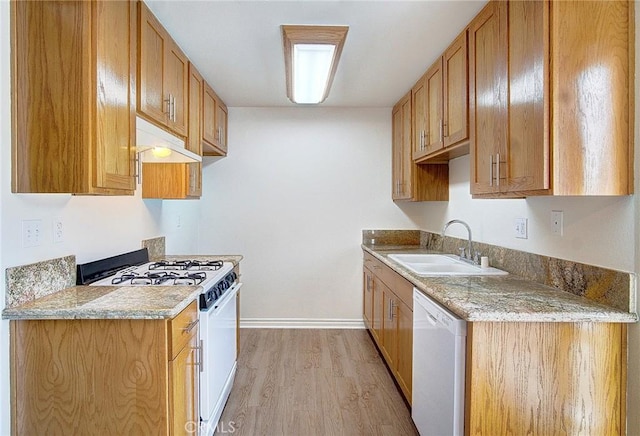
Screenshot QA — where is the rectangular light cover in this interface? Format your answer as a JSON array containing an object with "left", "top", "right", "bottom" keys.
[{"left": 293, "top": 44, "right": 336, "bottom": 104}]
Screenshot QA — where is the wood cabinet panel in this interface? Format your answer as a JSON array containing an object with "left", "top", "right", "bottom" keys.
[
  {"left": 392, "top": 92, "right": 448, "bottom": 201},
  {"left": 170, "top": 327, "right": 199, "bottom": 435},
  {"left": 138, "top": 1, "right": 167, "bottom": 125},
  {"left": 469, "top": 0, "right": 508, "bottom": 195},
  {"left": 550, "top": 0, "right": 633, "bottom": 195},
  {"left": 470, "top": 0, "right": 633, "bottom": 198},
  {"left": 363, "top": 251, "right": 413, "bottom": 405},
  {"left": 443, "top": 31, "right": 469, "bottom": 148},
  {"left": 412, "top": 76, "right": 428, "bottom": 161},
  {"left": 395, "top": 299, "right": 412, "bottom": 403},
  {"left": 363, "top": 268, "right": 374, "bottom": 330},
  {"left": 10, "top": 302, "right": 199, "bottom": 435},
  {"left": 138, "top": 1, "right": 188, "bottom": 138},
  {"left": 466, "top": 322, "right": 626, "bottom": 435},
  {"left": 425, "top": 59, "right": 443, "bottom": 155},
  {"left": 11, "top": 0, "right": 135, "bottom": 195},
  {"left": 203, "top": 82, "right": 228, "bottom": 156},
  {"left": 11, "top": 318, "right": 169, "bottom": 434}
]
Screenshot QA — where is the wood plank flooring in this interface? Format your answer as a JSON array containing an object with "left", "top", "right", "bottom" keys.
[{"left": 216, "top": 329, "right": 418, "bottom": 436}]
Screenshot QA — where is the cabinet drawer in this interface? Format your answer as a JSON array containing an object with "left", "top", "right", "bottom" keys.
[
  {"left": 168, "top": 301, "right": 198, "bottom": 360},
  {"left": 363, "top": 252, "right": 413, "bottom": 308}
]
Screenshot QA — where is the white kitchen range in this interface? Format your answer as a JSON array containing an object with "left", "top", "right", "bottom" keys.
[{"left": 77, "top": 248, "right": 241, "bottom": 435}]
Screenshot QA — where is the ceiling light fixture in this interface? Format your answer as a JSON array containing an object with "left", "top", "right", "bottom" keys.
[{"left": 282, "top": 25, "right": 349, "bottom": 105}]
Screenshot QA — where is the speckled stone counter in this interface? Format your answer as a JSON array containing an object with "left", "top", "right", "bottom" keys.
[
  {"left": 2, "top": 252, "right": 243, "bottom": 321},
  {"left": 364, "top": 245, "right": 637, "bottom": 323},
  {"left": 2, "top": 285, "right": 201, "bottom": 320}
]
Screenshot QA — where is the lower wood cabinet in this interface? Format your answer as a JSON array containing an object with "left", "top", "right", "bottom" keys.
[
  {"left": 363, "top": 251, "right": 413, "bottom": 403},
  {"left": 10, "top": 301, "right": 199, "bottom": 435},
  {"left": 466, "top": 321, "right": 627, "bottom": 435}
]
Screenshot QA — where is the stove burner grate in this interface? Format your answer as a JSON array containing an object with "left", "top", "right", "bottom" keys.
[
  {"left": 148, "top": 259, "right": 223, "bottom": 271},
  {"left": 111, "top": 271, "right": 207, "bottom": 286}
]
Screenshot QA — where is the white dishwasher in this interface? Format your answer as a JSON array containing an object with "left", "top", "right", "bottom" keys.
[{"left": 412, "top": 288, "right": 467, "bottom": 436}]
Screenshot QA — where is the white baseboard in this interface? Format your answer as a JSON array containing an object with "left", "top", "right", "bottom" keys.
[{"left": 240, "top": 318, "right": 366, "bottom": 329}]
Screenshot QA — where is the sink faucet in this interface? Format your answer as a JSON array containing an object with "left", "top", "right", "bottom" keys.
[{"left": 442, "top": 219, "right": 479, "bottom": 264}]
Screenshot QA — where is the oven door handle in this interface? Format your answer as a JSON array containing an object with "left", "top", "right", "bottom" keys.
[{"left": 211, "top": 282, "right": 242, "bottom": 312}]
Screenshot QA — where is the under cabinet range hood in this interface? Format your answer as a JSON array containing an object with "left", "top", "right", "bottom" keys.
[{"left": 136, "top": 117, "right": 201, "bottom": 163}]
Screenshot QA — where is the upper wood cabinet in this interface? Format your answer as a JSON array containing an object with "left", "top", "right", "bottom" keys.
[
  {"left": 142, "top": 63, "right": 203, "bottom": 199},
  {"left": 413, "top": 30, "right": 470, "bottom": 163},
  {"left": 138, "top": 1, "right": 188, "bottom": 137},
  {"left": 11, "top": 0, "right": 136, "bottom": 195},
  {"left": 203, "top": 82, "right": 228, "bottom": 156},
  {"left": 470, "top": 0, "right": 633, "bottom": 197},
  {"left": 392, "top": 92, "right": 449, "bottom": 201},
  {"left": 469, "top": 1, "right": 508, "bottom": 194}
]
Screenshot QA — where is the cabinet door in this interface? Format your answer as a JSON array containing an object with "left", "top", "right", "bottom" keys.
[
  {"left": 550, "top": 0, "right": 632, "bottom": 196},
  {"left": 203, "top": 82, "right": 217, "bottom": 146},
  {"left": 93, "top": 0, "right": 136, "bottom": 193},
  {"left": 504, "top": 0, "right": 549, "bottom": 194},
  {"left": 392, "top": 94, "right": 413, "bottom": 201},
  {"left": 363, "top": 268, "right": 374, "bottom": 330},
  {"left": 165, "top": 40, "right": 188, "bottom": 137},
  {"left": 187, "top": 64, "right": 204, "bottom": 156},
  {"left": 381, "top": 287, "right": 397, "bottom": 369},
  {"left": 138, "top": 2, "right": 168, "bottom": 125},
  {"left": 215, "top": 97, "right": 228, "bottom": 153},
  {"left": 170, "top": 331, "right": 199, "bottom": 435},
  {"left": 372, "top": 276, "right": 384, "bottom": 343},
  {"left": 411, "top": 76, "right": 428, "bottom": 161},
  {"left": 424, "top": 59, "right": 444, "bottom": 155},
  {"left": 395, "top": 299, "right": 412, "bottom": 404},
  {"left": 469, "top": 1, "right": 508, "bottom": 195},
  {"left": 443, "top": 31, "right": 469, "bottom": 148}
]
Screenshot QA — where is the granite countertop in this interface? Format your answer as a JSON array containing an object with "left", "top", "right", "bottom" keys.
[
  {"left": 2, "top": 285, "right": 202, "bottom": 320},
  {"left": 363, "top": 245, "right": 637, "bottom": 323},
  {"left": 2, "top": 254, "right": 244, "bottom": 321}
]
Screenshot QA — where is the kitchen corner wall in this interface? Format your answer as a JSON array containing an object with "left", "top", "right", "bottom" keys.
[{"left": 198, "top": 107, "right": 422, "bottom": 324}]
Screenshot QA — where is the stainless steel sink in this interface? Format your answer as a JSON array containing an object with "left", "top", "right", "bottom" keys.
[{"left": 387, "top": 253, "right": 508, "bottom": 277}]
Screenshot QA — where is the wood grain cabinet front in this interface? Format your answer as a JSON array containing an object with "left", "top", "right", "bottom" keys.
[
  {"left": 138, "top": 1, "right": 188, "bottom": 137},
  {"left": 413, "top": 29, "right": 470, "bottom": 164},
  {"left": 392, "top": 92, "right": 449, "bottom": 202},
  {"left": 10, "top": 301, "right": 200, "bottom": 435},
  {"left": 466, "top": 321, "right": 627, "bottom": 435},
  {"left": 143, "top": 63, "right": 204, "bottom": 199},
  {"left": 470, "top": 0, "right": 633, "bottom": 197},
  {"left": 363, "top": 252, "right": 413, "bottom": 404},
  {"left": 203, "top": 82, "right": 229, "bottom": 156},
  {"left": 11, "top": 0, "right": 136, "bottom": 195}
]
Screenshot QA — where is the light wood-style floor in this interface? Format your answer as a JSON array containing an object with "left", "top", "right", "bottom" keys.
[{"left": 216, "top": 329, "right": 418, "bottom": 436}]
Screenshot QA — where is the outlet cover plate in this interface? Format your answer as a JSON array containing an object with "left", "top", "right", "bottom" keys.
[
  {"left": 514, "top": 218, "right": 528, "bottom": 239},
  {"left": 551, "top": 210, "right": 563, "bottom": 236}
]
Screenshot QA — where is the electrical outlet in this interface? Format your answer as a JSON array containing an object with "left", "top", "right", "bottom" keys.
[
  {"left": 551, "top": 210, "right": 563, "bottom": 236},
  {"left": 514, "top": 218, "right": 528, "bottom": 239},
  {"left": 22, "top": 219, "right": 42, "bottom": 247},
  {"left": 53, "top": 218, "right": 64, "bottom": 243},
  {"left": 176, "top": 214, "right": 182, "bottom": 229}
]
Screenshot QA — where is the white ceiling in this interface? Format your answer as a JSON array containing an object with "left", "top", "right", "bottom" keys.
[{"left": 146, "top": 0, "right": 488, "bottom": 108}]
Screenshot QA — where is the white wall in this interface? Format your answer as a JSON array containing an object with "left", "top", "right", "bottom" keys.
[
  {"left": 409, "top": 155, "right": 635, "bottom": 272},
  {"left": 198, "top": 107, "right": 421, "bottom": 324}
]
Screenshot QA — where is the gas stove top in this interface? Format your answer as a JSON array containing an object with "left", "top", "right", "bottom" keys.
[{"left": 77, "top": 249, "right": 236, "bottom": 310}]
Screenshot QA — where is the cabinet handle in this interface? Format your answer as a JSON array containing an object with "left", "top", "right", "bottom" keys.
[
  {"left": 439, "top": 119, "right": 443, "bottom": 143},
  {"left": 388, "top": 298, "right": 395, "bottom": 321},
  {"left": 489, "top": 154, "right": 493, "bottom": 187},
  {"left": 183, "top": 319, "right": 199, "bottom": 334},
  {"left": 165, "top": 95, "right": 171, "bottom": 118},
  {"left": 443, "top": 122, "right": 448, "bottom": 138},
  {"left": 496, "top": 153, "right": 500, "bottom": 187},
  {"left": 198, "top": 339, "right": 204, "bottom": 372},
  {"left": 171, "top": 95, "right": 176, "bottom": 122}
]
